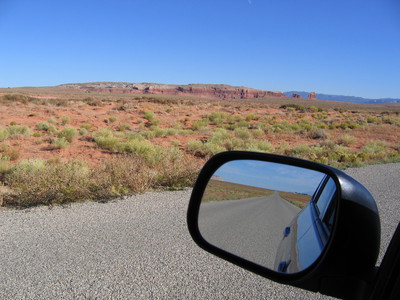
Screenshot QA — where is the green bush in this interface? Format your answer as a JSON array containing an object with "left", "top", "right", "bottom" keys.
[
  {"left": 5, "top": 160, "right": 93, "bottom": 207},
  {"left": 61, "top": 116, "right": 71, "bottom": 125},
  {"left": 307, "top": 127, "right": 328, "bottom": 139},
  {"left": 0, "top": 129, "right": 9, "bottom": 141},
  {"left": 80, "top": 123, "right": 93, "bottom": 130},
  {"left": 117, "top": 123, "right": 131, "bottom": 131},
  {"left": 58, "top": 127, "right": 78, "bottom": 142},
  {"left": 36, "top": 122, "right": 51, "bottom": 131},
  {"left": 52, "top": 137, "right": 70, "bottom": 149},
  {"left": 339, "top": 134, "right": 356, "bottom": 146},
  {"left": 7, "top": 125, "right": 31, "bottom": 137},
  {"left": 93, "top": 129, "right": 118, "bottom": 150},
  {"left": 108, "top": 116, "right": 117, "bottom": 123},
  {"left": 362, "top": 141, "right": 388, "bottom": 154},
  {"left": 79, "top": 128, "right": 88, "bottom": 135},
  {"left": 144, "top": 111, "right": 154, "bottom": 121},
  {"left": 234, "top": 128, "right": 251, "bottom": 140}
]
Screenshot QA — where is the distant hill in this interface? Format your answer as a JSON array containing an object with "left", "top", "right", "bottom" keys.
[
  {"left": 284, "top": 91, "right": 400, "bottom": 104},
  {"left": 57, "top": 82, "right": 286, "bottom": 100}
]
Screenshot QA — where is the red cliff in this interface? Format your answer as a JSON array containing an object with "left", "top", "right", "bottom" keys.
[{"left": 59, "top": 82, "right": 286, "bottom": 100}]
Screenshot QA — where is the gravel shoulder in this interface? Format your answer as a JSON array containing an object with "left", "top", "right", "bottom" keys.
[{"left": 0, "top": 163, "right": 399, "bottom": 299}]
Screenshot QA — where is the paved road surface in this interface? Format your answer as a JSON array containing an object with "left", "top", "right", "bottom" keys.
[
  {"left": 199, "top": 192, "right": 301, "bottom": 268},
  {"left": 0, "top": 163, "right": 399, "bottom": 299}
]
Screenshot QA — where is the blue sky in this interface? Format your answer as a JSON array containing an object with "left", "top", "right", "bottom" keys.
[
  {"left": 1, "top": 0, "right": 399, "bottom": 98},
  {"left": 214, "top": 160, "right": 325, "bottom": 195}
]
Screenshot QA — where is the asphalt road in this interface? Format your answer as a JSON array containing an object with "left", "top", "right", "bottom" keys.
[
  {"left": 0, "top": 163, "right": 399, "bottom": 299},
  {"left": 199, "top": 192, "right": 301, "bottom": 268}
]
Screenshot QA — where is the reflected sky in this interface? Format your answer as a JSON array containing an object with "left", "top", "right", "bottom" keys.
[{"left": 214, "top": 160, "right": 325, "bottom": 195}]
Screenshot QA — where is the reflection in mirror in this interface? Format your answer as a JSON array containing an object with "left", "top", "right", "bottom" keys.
[{"left": 198, "top": 160, "right": 337, "bottom": 274}]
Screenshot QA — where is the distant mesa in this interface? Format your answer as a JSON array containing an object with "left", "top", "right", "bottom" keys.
[
  {"left": 308, "top": 92, "right": 317, "bottom": 100},
  {"left": 292, "top": 93, "right": 302, "bottom": 99},
  {"left": 284, "top": 91, "right": 400, "bottom": 104},
  {"left": 59, "top": 82, "right": 287, "bottom": 100},
  {"left": 292, "top": 92, "right": 316, "bottom": 100},
  {"left": 211, "top": 175, "right": 224, "bottom": 181}
]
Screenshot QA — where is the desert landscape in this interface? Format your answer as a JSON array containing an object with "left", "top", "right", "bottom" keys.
[{"left": 0, "top": 83, "right": 399, "bottom": 207}]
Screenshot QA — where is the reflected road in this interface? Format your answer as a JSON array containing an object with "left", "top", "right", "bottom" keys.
[{"left": 199, "top": 191, "right": 302, "bottom": 268}]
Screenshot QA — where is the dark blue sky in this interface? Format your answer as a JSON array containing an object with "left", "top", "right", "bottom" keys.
[{"left": 1, "top": 0, "right": 399, "bottom": 98}]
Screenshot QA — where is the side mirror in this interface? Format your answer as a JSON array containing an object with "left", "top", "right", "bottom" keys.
[{"left": 187, "top": 151, "right": 380, "bottom": 299}]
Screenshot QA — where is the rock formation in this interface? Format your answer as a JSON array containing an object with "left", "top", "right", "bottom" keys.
[
  {"left": 59, "top": 82, "right": 286, "bottom": 100},
  {"left": 308, "top": 92, "right": 317, "bottom": 100},
  {"left": 292, "top": 93, "right": 302, "bottom": 99}
]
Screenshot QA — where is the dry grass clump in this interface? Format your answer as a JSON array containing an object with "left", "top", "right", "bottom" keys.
[{"left": 1, "top": 150, "right": 201, "bottom": 208}]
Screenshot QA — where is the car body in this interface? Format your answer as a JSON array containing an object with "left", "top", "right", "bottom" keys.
[{"left": 274, "top": 174, "right": 336, "bottom": 273}]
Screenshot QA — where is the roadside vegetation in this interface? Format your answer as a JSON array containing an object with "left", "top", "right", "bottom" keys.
[{"left": 0, "top": 92, "right": 399, "bottom": 208}]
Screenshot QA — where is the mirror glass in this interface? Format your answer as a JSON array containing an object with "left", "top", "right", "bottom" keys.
[{"left": 198, "top": 159, "right": 337, "bottom": 274}]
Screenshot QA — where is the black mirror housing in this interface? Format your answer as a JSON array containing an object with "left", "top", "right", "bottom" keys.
[{"left": 187, "top": 151, "right": 380, "bottom": 299}]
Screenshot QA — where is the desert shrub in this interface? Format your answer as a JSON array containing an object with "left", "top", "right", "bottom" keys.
[
  {"left": 338, "top": 121, "right": 359, "bottom": 130},
  {"left": 33, "top": 132, "right": 42, "bottom": 137},
  {"left": 202, "top": 142, "right": 225, "bottom": 156},
  {"left": 93, "top": 129, "right": 118, "bottom": 150},
  {"left": 124, "top": 132, "right": 145, "bottom": 141},
  {"left": 367, "top": 116, "right": 379, "bottom": 124},
  {"left": 277, "top": 141, "right": 290, "bottom": 153},
  {"left": 1, "top": 94, "right": 33, "bottom": 104},
  {"left": 4, "top": 160, "right": 93, "bottom": 207},
  {"left": 252, "top": 128, "right": 264, "bottom": 137},
  {"left": 141, "top": 129, "right": 156, "bottom": 139},
  {"left": 95, "top": 136, "right": 119, "bottom": 150},
  {"left": 1, "top": 144, "right": 20, "bottom": 161},
  {"left": 80, "top": 123, "right": 93, "bottom": 130},
  {"left": 186, "top": 140, "right": 203, "bottom": 154},
  {"left": 382, "top": 116, "right": 400, "bottom": 126},
  {"left": 0, "top": 129, "right": 9, "bottom": 141},
  {"left": 271, "top": 121, "right": 292, "bottom": 133},
  {"left": 116, "top": 139, "right": 157, "bottom": 162},
  {"left": 170, "top": 140, "right": 180, "bottom": 147},
  {"left": 153, "top": 147, "right": 200, "bottom": 190},
  {"left": 7, "top": 125, "right": 31, "bottom": 137},
  {"left": 36, "top": 122, "right": 51, "bottom": 131},
  {"left": 223, "top": 138, "right": 245, "bottom": 151},
  {"left": 192, "top": 118, "right": 210, "bottom": 131},
  {"left": 280, "top": 104, "right": 305, "bottom": 111},
  {"left": 362, "top": 141, "right": 388, "bottom": 154},
  {"left": 247, "top": 140, "right": 275, "bottom": 153},
  {"left": 209, "top": 128, "right": 231, "bottom": 144},
  {"left": 108, "top": 116, "right": 117, "bottom": 123},
  {"left": 339, "top": 134, "right": 356, "bottom": 146},
  {"left": 236, "top": 120, "right": 249, "bottom": 128},
  {"left": 234, "top": 128, "right": 251, "bottom": 140},
  {"left": 93, "top": 155, "right": 154, "bottom": 196},
  {"left": 52, "top": 137, "right": 70, "bottom": 149},
  {"left": 290, "top": 144, "right": 311, "bottom": 157},
  {"left": 143, "top": 111, "right": 155, "bottom": 121},
  {"left": 117, "top": 123, "right": 131, "bottom": 131},
  {"left": 61, "top": 116, "right": 71, "bottom": 125},
  {"left": 245, "top": 114, "right": 256, "bottom": 121},
  {"left": 307, "top": 127, "right": 328, "bottom": 139},
  {"left": 58, "top": 127, "right": 78, "bottom": 142},
  {"left": 208, "top": 112, "right": 227, "bottom": 125},
  {"left": 79, "top": 128, "right": 88, "bottom": 135}
]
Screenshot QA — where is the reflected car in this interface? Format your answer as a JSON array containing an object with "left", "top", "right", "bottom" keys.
[{"left": 274, "top": 175, "right": 337, "bottom": 273}]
